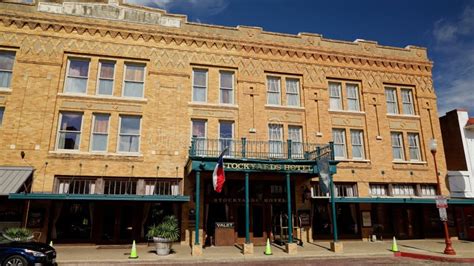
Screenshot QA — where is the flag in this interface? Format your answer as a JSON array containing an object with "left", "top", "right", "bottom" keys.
[
  {"left": 317, "top": 155, "right": 330, "bottom": 194},
  {"left": 213, "top": 149, "right": 227, "bottom": 193}
]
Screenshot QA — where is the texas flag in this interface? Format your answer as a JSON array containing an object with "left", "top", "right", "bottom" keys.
[{"left": 213, "top": 149, "right": 227, "bottom": 193}]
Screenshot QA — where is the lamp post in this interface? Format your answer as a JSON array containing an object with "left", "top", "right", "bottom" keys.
[{"left": 429, "top": 139, "right": 456, "bottom": 255}]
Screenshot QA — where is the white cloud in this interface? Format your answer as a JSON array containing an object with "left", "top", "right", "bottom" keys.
[{"left": 125, "top": 0, "right": 229, "bottom": 17}]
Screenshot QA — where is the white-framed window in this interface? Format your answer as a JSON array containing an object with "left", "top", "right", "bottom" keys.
[
  {"left": 391, "top": 132, "right": 405, "bottom": 160},
  {"left": 219, "top": 121, "right": 233, "bottom": 156},
  {"left": 370, "top": 184, "right": 387, "bottom": 196},
  {"left": 0, "top": 50, "right": 15, "bottom": 89},
  {"left": 385, "top": 87, "right": 399, "bottom": 114},
  {"left": 420, "top": 185, "right": 436, "bottom": 197},
  {"left": 407, "top": 133, "right": 421, "bottom": 161},
  {"left": 267, "top": 76, "right": 281, "bottom": 105},
  {"left": 392, "top": 184, "right": 416, "bottom": 196},
  {"left": 91, "top": 113, "right": 110, "bottom": 152},
  {"left": 219, "top": 71, "right": 234, "bottom": 104},
  {"left": 97, "top": 60, "right": 115, "bottom": 96},
  {"left": 401, "top": 89, "right": 415, "bottom": 115},
  {"left": 192, "top": 119, "right": 207, "bottom": 155},
  {"left": 346, "top": 83, "right": 360, "bottom": 111},
  {"left": 332, "top": 128, "right": 346, "bottom": 159},
  {"left": 192, "top": 69, "right": 207, "bottom": 102},
  {"left": 269, "top": 124, "right": 283, "bottom": 157},
  {"left": 118, "top": 115, "right": 141, "bottom": 153},
  {"left": 123, "top": 63, "right": 145, "bottom": 98},
  {"left": 350, "top": 129, "right": 364, "bottom": 159},
  {"left": 64, "top": 58, "right": 90, "bottom": 94},
  {"left": 335, "top": 183, "right": 358, "bottom": 197},
  {"left": 286, "top": 78, "right": 300, "bottom": 107},
  {"left": 329, "top": 82, "right": 343, "bottom": 110},
  {"left": 57, "top": 112, "right": 83, "bottom": 150},
  {"left": 288, "top": 126, "right": 303, "bottom": 158},
  {"left": 0, "top": 107, "right": 4, "bottom": 126}
]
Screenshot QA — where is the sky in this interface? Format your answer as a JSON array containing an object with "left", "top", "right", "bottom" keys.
[{"left": 126, "top": 0, "right": 474, "bottom": 117}]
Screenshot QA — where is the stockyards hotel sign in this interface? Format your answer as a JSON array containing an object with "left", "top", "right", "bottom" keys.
[{"left": 223, "top": 162, "right": 315, "bottom": 173}]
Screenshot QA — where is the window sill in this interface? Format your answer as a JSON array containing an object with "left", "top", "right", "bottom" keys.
[
  {"left": 0, "top": 88, "right": 12, "bottom": 94},
  {"left": 49, "top": 150, "right": 143, "bottom": 157},
  {"left": 188, "top": 102, "right": 239, "bottom": 110},
  {"left": 337, "top": 159, "right": 371, "bottom": 163},
  {"left": 392, "top": 160, "right": 427, "bottom": 165},
  {"left": 264, "top": 105, "right": 305, "bottom": 111},
  {"left": 387, "top": 114, "right": 420, "bottom": 119},
  {"left": 328, "top": 109, "right": 366, "bottom": 115},
  {"left": 58, "top": 93, "right": 148, "bottom": 103}
]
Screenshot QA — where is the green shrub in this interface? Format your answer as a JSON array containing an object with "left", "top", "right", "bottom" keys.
[
  {"left": 4, "top": 227, "right": 32, "bottom": 241},
  {"left": 146, "top": 215, "right": 179, "bottom": 241}
]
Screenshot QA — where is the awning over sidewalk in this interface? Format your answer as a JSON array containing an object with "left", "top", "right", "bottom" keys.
[
  {"left": 0, "top": 166, "right": 34, "bottom": 196},
  {"left": 8, "top": 193, "right": 190, "bottom": 202},
  {"left": 333, "top": 197, "right": 474, "bottom": 205}
]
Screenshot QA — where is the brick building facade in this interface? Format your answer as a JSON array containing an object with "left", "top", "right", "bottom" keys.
[{"left": 0, "top": 0, "right": 459, "bottom": 251}]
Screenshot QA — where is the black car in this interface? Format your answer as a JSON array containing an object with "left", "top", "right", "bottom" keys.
[{"left": 0, "top": 241, "right": 56, "bottom": 266}]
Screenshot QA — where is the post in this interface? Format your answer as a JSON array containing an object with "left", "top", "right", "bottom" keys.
[
  {"left": 329, "top": 170, "right": 338, "bottom": 242},
  {"left": 245, "top": 172, "right": 250, "bottom": 244},
  {"left": 287, "top": 139, "right": 292, "bottom": 159},
  {"left": 190, "top": 136, "right": 196, "bottom": 156},
  {"left": 242, "top": 137, "right": 247, "bottom": 158},
  {"left": 328, "top": 141, "right": 342, "bottom": 252},
  {"left": 195, "top": 170, "right": 200, "bottom": 246},
  {"left": 286, "top": 173, "right": 293, "bottom": 243}
]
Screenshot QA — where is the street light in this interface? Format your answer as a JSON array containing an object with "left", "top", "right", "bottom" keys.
[{"left": 429, "top": 138, "right": 456, "bottom": 255}]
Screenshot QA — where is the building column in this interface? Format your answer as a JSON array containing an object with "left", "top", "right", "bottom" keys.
[
  {"left": 285, "top": 173, "right": 297, "bottom": 254},
  {"left": 243, "top": 172, "right": 253, "bottom": 254},
  {"left": 192, "top": 170, "right": 202, "bottom": 256}
]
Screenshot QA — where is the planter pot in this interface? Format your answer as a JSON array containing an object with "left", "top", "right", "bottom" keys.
[{"left": 153, "top": 237, "right": 173, "bottom": 256}]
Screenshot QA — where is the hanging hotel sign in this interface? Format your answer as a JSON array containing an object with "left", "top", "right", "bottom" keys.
[{"left": 223, "top": 162, "right": 314, "bottom": 173}]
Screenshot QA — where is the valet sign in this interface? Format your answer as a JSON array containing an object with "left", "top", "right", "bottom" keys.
[{"left": 436, "top": 196, "right": 448, "bottom": 222}]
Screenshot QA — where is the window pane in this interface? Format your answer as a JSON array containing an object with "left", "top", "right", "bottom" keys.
[
  {"left": 65, "top": 77, "right": 87, "bottom": 93},
  {"left": 123, "top": 81, "right": 144, "bottom": 97},
  {"left": 0, "top": 51, "right": 15, "bottom": 70},
  {"left": 408, "top": 133, "right": 420, "bottom": 161},
  {"left": 220, "top": 71, "right": 233, "bottom": 104},
  {"left": 286, "top": 79, "right": 300, "bottom": 106},
  {"left": 0, "top": 107, "right": 4, "bottom": 126},
  {"left": 401, "top": 89, "right": 414, "bottom": 115},
  {"left": 193, "top": 87, "right": 206, "bottom": 102},
  {"left": 267, "top": 77, "right": 281, "bottom": 105},
  {"left": 333, "top": 129, "right": 346, "bottom": 158},
  {"left": 351, "top": 130, "right": 364, "bottom": 159},
  {"left": 347, "top": 84, "right": 360, "bottom": 111},
  {"left": 220, "top": 122, "right": 233, "bottom": 139},
  {"left": 220, "top": 89, "right": 233, "bottom": 104},
  {"left": 60, "top": 113, "right": 82, "bottom": 131},
  {"left": 329, "top": 82, "right": 342, "bottom": 110},
  {"left": 385, "top": 88, "right": 398, "bottom": 114},
  {"left": 120, "top": 116, "right": 140, "bottom": 134},
  {"left": 125, "top": 64, "right": 144, "bottom": 81},
  {"left": 193, "top": 70, "right": 207, "bottom": 87},
  {"left": 68, "top": 60, "right": 89, "bottom": 77},
  {"left": 93, "top": 114, "right": 109, "bottom": 133},
  {"left": 92, "top": 134, "right": 107, "bottom": 152},
  {"left": 58, "top": 132, "right": 81, "bottom": 150},
  {"left": 119, "top": 135, "right": 139, "bottom": 152},
  {"left": 99, "top": 62, "right": 115, "bottom": 79},
  {"left": 220, "top": 72, "right": 233, "bottom": 88},
  {"left": 98, "top": 79, "right": 113, "bottom": 95},
  {"left": 391, "top": 132, "right": 404, "bottom": 160},
  {"left": 192, "top": 120, "right": 206, "bottom": 138},
  {"left": 0, "top": 72, "right": 12, "bottom": 88}
]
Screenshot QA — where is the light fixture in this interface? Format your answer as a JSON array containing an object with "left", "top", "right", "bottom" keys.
[{"left": 429, "top": 138, "right": 437, "bottom": 153}]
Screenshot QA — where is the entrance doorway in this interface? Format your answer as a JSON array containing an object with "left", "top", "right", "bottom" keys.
[{"left": 95, "top": 203, "right": 141, "bottom": 244}]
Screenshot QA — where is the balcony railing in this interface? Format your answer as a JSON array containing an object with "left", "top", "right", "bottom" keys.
[{"left": 189, "top": 137, "right": 332, "bottom": 161}]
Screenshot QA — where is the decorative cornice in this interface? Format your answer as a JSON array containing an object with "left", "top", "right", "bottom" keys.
[{"left": 0, "top": 12, "right": 432, "bottom": 75}]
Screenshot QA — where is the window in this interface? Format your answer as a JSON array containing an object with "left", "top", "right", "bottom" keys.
[
  {"left": 97, "top": 61, "right": 115, "bottom": 95},
  {"left": 57, "top": 178, "right": 96, "bottom": 194},
  {"left": 123, "top": 63, "right": 145, "bottom": 98},
  {"left": 193, "top": 69, "right": 207, "bottom": 102},
  {"left": 65, "top": 59, "right": 89, "bottom": 94},
  {"left": 288, "top": 126, "right": 303, "bottom": 158},
  {"left": 329, "top": 82, "right": 342, "bottom": 110},
  {"left": 392, "top": 184, "right": 415, "bottom": 196},
  {"left": 267, "top": 76, "right": 281, "bottom": 105},
  {"left": 286, "top": 79, "right": 300, "bottom": 106},
  {"left": 91, "top": 114, "right": 110, "bottom": 152},
  {"left": 57, "top": 112, "right": 83, "bottom": 150},
  {"left": 192, "top": 120, "right": 207, "bottom": 155},
  {"left": 385, "top": 87, "right": 398, "bottom": 114},
  {"left": 220, "top": 71, "right": 234, "bottom": 104},
  {"left": 268, "top": 124, "right": 283, "bottom": 157},
  {"left": 118, "top": 115, "right": 141, "bottom": 153},
  {"left": 335, "top": 183, "right": 358, "bottom": 197},
  {"left": 0, "top": 51, "right": 15, "bottom": 89},
  {"left": 0, "top": 107, "right": 4, "bottom": 126},
  {"left": 391, "top": 132, "right": 405, "bottom": 160},
  {"left": 370, "top": 184, "right": 388, "bottom": 196},
  {"left": 420, "top": 185, "right": 436, "bottom": 197},
  {"left": 219, "top": 121, "right": 233, "bottom": 155},
  {"left": 407, "top": 133, "right": 421, "bottom": 161},
  {"left": 332, "top": 129, "right": 346, "bottom": 159},
  {"left": 401, "top": 89, "right": 415, "bottom": 115},
  {"left": 350, "top": 130, "right": 364, "bottom": 159},
  {"left": 346, "top": 84, "right": 360, "bottom": 111}
]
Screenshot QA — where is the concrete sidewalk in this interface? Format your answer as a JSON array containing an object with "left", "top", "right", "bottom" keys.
[{"left": 55, "top": 239, "right": 474, "bottom": 265}]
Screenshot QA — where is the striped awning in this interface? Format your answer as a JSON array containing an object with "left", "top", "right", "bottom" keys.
[{"left": 0, "top": 166, "right": 34, "bottom": 196}]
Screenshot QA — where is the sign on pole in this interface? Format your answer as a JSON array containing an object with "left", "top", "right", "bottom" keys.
[
  {"left": 436, "top": 196, "right": 448, "bottom": 209},
  {"left": 438, "top": 208, "right": 448, "bottom": 221}
]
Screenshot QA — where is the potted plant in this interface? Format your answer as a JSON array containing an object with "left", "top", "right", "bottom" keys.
[
  {"left": 146, "top": 215, "right": 179, "bottom": 255},
  {"left": 2, "top": 227, "right": 34, "bottom": 242}
]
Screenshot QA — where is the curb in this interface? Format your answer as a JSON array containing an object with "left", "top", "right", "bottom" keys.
[{"left": 394, "top": 251, "right": 474, "bottom": 263}]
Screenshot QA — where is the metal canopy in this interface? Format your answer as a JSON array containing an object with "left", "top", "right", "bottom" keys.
[
  {"left": 0, "top": 166, "right": 33, "bottom": 196},
  {"left": 9, "top": 193, "right": 190, "bottom": 202}
]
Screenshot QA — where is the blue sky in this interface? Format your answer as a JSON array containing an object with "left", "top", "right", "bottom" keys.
[{"left": 127, "top": 0, "right": 474, "bottom": 117}]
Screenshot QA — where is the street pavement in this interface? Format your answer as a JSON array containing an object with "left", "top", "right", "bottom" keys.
[{"left": 55, "top": 239, "right": 474, "bottom": 265}]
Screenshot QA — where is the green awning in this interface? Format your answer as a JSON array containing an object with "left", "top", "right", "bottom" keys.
[
  {"left": 332, "top": 197, "right": 474, "bottom": 205},
  {"left": 9, "top": 193, "right": 190, "bottom": 202}
]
